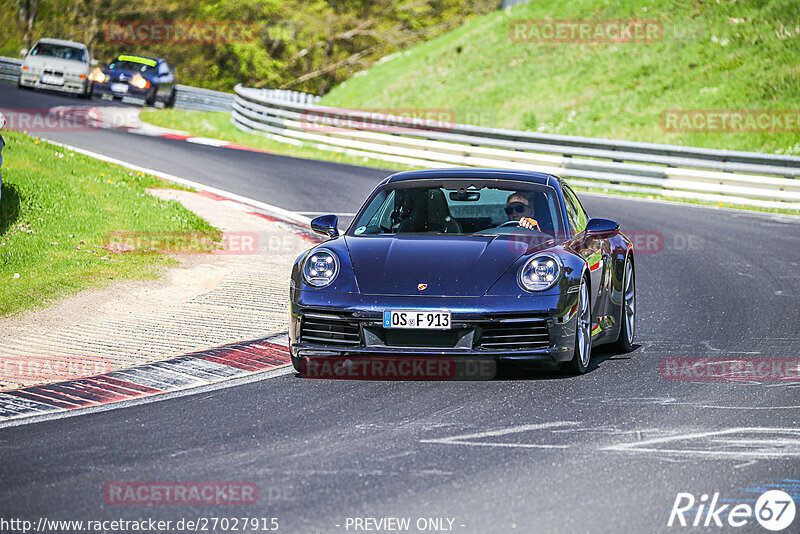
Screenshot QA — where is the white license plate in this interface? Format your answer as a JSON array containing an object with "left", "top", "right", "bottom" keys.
[
  {"left": 40, "top": 75, "right": 64, "bottom": 86},
  {"left": 383, "top": 310, "right": 451, "bottom": 330},
  {"left": 111, "top": 83, "right": 129, "bottom": 93}
]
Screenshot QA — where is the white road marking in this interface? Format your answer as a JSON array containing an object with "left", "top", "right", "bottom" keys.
[
  {"left": 420, "top": 421, "right": 579, "bottom": 449},
  {"left": 30, "top": 137, "right": 313, "bottom": 226},
  {"left": 185, "top": 136, "right": 230, "bottom": 147},
  {"left": 603, "top": 428, "right": 800, "bottom": 459}
]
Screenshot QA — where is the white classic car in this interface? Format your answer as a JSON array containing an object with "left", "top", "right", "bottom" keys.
[{"left": 18, "top": 38, "right": 94, "bottom": 97}]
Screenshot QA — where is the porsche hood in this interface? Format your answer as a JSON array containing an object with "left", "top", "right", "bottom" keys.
[{"left": 344, "top": 234, "right": 552, "bottom": 297}]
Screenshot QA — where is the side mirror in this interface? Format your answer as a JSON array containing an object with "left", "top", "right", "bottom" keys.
[
  {"left": 90, "top": 59, "right": 98, "bottom": 67},
  {"left": 585, "top": 218, "right": 620, "bottom": 237},
  {"left": 310, "top": 214, "right": 339, "bottom": 238},
  {"left": 19, "top": 48, "right": 28, "bottom": 57}
]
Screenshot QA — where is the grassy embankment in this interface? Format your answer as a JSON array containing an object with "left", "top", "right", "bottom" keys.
[
  {"left": 0, "top": 132, "right": 218, "bottom": 317},
  {"left": 141, "top": 0, "right": 800, "bottom": 214}
]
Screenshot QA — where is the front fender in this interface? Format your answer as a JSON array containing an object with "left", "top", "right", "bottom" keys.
[{"left": 484, "top": 246, "right": 586, "bottom": 297}]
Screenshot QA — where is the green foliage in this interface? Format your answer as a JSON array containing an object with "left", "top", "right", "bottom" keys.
[{"left": 1, "top": 0, "right": 496, "bottom": 93}]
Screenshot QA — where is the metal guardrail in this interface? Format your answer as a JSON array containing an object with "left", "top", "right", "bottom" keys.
[
  {"left": 173, "top": 85, "right": 233, "bottom": 112},
  {"left": 173, "top": 86, "right": 318, "bottom": 112},
  {"left": 0, "top": 57, "right": 22, "bottom": 82},
  {"left": 231, "top": 84, "right": 800, "bottom": 210}
]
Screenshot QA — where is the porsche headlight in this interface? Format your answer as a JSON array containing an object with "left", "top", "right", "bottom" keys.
[
  {"left": 302, "top": 249, "right": 339, "bottom": 288},
  {"left": 519, "top": 254, "right": 562, "bottom": 292}
]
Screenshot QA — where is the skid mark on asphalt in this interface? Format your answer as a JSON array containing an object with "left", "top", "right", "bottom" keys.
[
  {"left": 420, "top": 421, "right": 580, "bottom": 449},
  {"left": 602, "top": 428, "right": 800, "bottom": 459},
  {"left": 421, "top": 423, "right": 800, "bottom": 461},
  {"left": 571, "top": 395, "right": 800, "bottom": 410},
  {"left": 0, "top": 334, "right": 291, "bottom": 424}
]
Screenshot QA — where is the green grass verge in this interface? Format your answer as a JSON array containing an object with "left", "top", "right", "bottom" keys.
[
  {"left": 322, "top": 0, "right": 800, "bottom": 155},
  {"left": 0, "top": 131, "right": 219, "bottom": 317},
  {"left": 140, "top": 109, "right": 413, "bottom": 172}
]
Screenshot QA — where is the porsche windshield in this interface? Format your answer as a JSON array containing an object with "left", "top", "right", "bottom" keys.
[{"left": 351, "top": 182, "right": 564, "bottom": 236}]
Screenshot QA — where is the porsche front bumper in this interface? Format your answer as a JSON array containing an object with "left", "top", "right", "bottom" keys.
[{"left": 289, "top": 290, "right": 581, "bottom": 370}]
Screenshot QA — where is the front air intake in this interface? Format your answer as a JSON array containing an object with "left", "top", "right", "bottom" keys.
[
  {"left": 477, "top": 317, "right": 551, "bottom": 350},
  {"left": 299, "top": 312, "right": 361, "bottom": 347}
]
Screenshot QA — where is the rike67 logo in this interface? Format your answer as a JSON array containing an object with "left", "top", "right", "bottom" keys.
[{"left": 668, "top": 490, "right": 796, "bottom": 531}]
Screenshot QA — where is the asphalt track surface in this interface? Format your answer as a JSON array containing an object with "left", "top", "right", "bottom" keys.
[{"left": 1, "top": 83, "right": 799, "bottom": 533}]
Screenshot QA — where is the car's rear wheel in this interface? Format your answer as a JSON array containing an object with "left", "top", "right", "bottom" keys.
[
  {"left": 613, "top": 256, "right": 636, "bottom": 353},
  {"left": 563, "top": 278, "right": 591, "bottom": 375}
]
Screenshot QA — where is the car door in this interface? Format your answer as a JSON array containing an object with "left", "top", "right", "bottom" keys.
[{"left": 563, "top": 186, "right": 606, "bottom": 316}]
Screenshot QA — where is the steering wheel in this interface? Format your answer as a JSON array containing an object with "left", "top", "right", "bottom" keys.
[{"left": 499, "top": 220, "right": 522, "bottom": 227}]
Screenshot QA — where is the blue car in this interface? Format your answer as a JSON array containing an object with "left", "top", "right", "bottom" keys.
[
  {"left": 90, "top": 54, "right": 175, "bottom": 106},
  {"left": 289, "top": 169, "right": 636, "bottom": 376}
]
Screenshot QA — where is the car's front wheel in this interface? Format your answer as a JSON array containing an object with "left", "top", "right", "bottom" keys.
[
  {"left": 563, "top": 277, "right": 591, "bottom": 374},
  {"left": 613, "top": 256, "right": 636, "bottom": 353}
]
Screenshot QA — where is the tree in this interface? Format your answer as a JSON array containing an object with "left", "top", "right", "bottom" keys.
[{"left": 16, "top": 0, "right": 43, "bottom": 48}]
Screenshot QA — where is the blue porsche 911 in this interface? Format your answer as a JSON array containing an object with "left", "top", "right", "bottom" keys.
[{"left": 289, "top": 169, "right": 636, "bottom": 376}]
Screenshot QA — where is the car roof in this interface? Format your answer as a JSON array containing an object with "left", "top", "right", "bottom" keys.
[
  {"left": 35, "top": 38, "right": 88, "bottom": 49},
  {"left": 384, "top": 168, "right": 562, "bottom": 188}
]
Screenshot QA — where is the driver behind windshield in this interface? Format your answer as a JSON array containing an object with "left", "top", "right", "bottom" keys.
[{"left": 505, "top": 192, "right": 540, "bottom": 231}]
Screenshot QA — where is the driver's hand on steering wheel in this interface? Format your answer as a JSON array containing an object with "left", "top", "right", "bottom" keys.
[{"left": 518, "top": 217, "right": 540, "bottom": 231}]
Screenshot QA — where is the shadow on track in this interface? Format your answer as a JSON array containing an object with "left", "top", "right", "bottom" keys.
[
  {"left": 498, "top": 343, "right": 641, "bottom": 380},
  {"left": 292, "top": 344, "right": 642, "bottom": 382}
]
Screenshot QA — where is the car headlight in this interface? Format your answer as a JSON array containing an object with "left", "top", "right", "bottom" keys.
[
  {"left": 131, "top": 73, "right": 150, "bottom": 89},
  {"left": 519, "top": 254, "right": 562, "bottom": 292},
  {"left": 302, "top": 249, "right": 339, "bottom": 288},
  {"left": 89, "top": 68, "right": 106, "bottom": 83}
]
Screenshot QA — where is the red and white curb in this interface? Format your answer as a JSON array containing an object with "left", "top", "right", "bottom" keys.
[
  {"left": 3, "top": 135, "right": 330, "bottom": 426},
  {"left": 132, "top": 130, "right": 274, "bottom": 154},
  {"left": 0, "top": 334, "right": 293, "bottom": 423},
  {"left": 194, "top": 190, "right": 324, "bottom": 245},
  {"left": 46, "top": 105, "right": 274, "bottom": 155}
]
